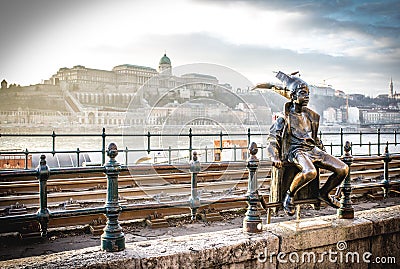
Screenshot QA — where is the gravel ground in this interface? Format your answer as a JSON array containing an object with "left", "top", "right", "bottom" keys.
[{"left": 0, "top": 195, "right": 399, "bottom": 261}]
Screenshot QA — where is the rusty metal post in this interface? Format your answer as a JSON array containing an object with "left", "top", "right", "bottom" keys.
[
  {"left": 243, "top": 142, "right": 262, "bottom": 233},
  {"left": 36, "top": 154, "right": 50, "bottom": 237},
  {"left": 338, "top": 141, "right": 354, "bottom": 219},
  {"left": 101, "top": 143, "right": 125, "bottom": 252},
  {"left": 189, "top": 151, "right": 201, "bottom": 221},
  {"left": 381, "top": 142, "right": 391, "bottom": 198}
]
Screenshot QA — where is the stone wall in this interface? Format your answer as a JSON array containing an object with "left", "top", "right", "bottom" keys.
[{"left": 1, "top": 205, "right": 399, "bottom": 269}]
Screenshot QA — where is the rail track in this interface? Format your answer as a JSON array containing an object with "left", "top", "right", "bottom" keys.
[
  {"left": 1, "top": 160, "right": 399, "bottom": 207},
  {"left": 0, "top": 179, "right": 399, "bottom": 235}
]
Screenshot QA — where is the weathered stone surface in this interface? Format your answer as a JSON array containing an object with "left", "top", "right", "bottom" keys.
[
  {"left": 1, "top": 206, "right": 399, "bottom": 269},
  {"left": 266, "top": 215, "right": 373, "bottom": 253},
  {"left": 355, "top": 205, "right": 400, "bottom": 235},
  {"left": 0, "top": 228, "right": 279, "bottom": 269},
  {"left": 356, "top": 205, "right": 400, "bottom": 269}
]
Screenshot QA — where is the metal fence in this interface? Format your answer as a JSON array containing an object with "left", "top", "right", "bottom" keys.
[
  {"left": 0, "top": 142, "right": 399, "bottom": 251},
  {"left": 0, "top": 127, "right": 399, "bottom": 168}
]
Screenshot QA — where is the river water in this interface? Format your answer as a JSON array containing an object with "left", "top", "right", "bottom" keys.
[{"left": 0, "top": 126, "right": 399, "bottom": 168}]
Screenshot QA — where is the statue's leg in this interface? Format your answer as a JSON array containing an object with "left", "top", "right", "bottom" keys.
[
  {"left": 283, "top": 152, "right": 317, "bottom": 216},
  {"left": 317, "top": 154, "right": 349, "bottom": 208},
  {"left": 289, "top": 152, "right": 317, "bottom": 196}
]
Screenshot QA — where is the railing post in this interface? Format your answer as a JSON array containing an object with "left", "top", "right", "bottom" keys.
[
  {"left": 368, "top": 142, "right": 372, "bottom": 156},
  {"left": 205, "top": 146, "right": 208, "bottom": 163},
  {"left": 125, "top": 146, "right": 129, "bottom": 165},
  {"left": 147, "top": 131, "right": 151, "bottom": 154},
  {"left": 243, "top": 142, "right": 262, "bottom": 233},
  {"left": 338, "top": 141, "right": 354, "bottom": 219},
  {"left": 189, "top": 128, "right": 193, "bottom": 161},
  {"left": 219, "top": 131, "right": 223, "bottom": 152},
  {"left": 381, "top": 142, "right": 391, "bottom": 198},
  {"left": 101, "top": 143, "right": 125, "bottom": 252},
  {"left": 377, "top": 128, "right": 381, "bottom": 156},
  {"left": 168, "top": 146, "right": 172, "bottom": 164},
  {"left": 52, "top": 131, "right": 56, "bottom": 156},
  {"left": 102, "top": 128, "right": 106, "bottom": 165},
  {"left": 189, "top": 151, "right": 201, "bottom": 221},
  {"left": 24, "top": 148, "right": 29, "bottom": 169},
  {"left": 340, "top": 128, "right": 344, "bottom": 156},
  {"left": 247, "top": 128, "right": 251, "bottom": 147},
  {"left": 36, "top": 154, "right": 50, "bottom": 238},
  {"left": 76, "top": 148, "right": 80, "bottom": 167}
]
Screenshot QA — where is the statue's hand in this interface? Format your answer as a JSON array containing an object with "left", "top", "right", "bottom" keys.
[
  {"left": 272, "top": 158, "right": 283, "bottom": 169},
  {"left": 316, "top": 137, "right": 326, "bottom": 152}
]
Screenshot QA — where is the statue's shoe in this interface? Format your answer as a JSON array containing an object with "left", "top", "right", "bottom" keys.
[
  {"left": 318, "top": 193, "right": 341, "bottom": 209},
  {"left": 283, "top": 192, "right": 295, "bottom": 216}
]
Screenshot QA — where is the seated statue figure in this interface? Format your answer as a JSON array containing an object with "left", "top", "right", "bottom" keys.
[{"left": 266, "top": 71, "right": 349, "bottom": 216}]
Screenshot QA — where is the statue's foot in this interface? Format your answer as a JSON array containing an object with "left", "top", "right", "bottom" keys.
[
  {"left": 318, "top": 193, "right": 340, "bottom": 209},
  {"left": 283, "top": 191, "right": 295, "bottom": 216}
]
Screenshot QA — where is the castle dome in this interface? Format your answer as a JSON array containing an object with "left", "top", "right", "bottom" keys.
[{"left": 159, "top": 53, "right": 171, "bottom": 65}]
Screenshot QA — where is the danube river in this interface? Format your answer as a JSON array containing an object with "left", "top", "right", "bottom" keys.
[{"left": 0, "top": 125, "right": 399, "bottom": 168}]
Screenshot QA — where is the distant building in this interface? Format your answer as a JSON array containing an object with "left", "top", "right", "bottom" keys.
[
  {"left": 47, "top": 64, "right": 158, "bottom": 92},
  {"left": 323, "top": 107, "right": 337, "bottom": 123},
  {"left": 322, "top": 106, "right": 359, "bottom": 124},
  {"left": 389, "top": 77, "right": 400, "bottom": 100},
  {"left": 1, "top": 79, "right": 7, "bottom": 90},
  {"left": 348, "top": 94, "right": 365, "bottom": 101},
  {"left": 309, "top": 85, "right": 335, "bottom": 97},
  {"left": 347, "top": 107, "right": 360, "bottom": 124},
  {"left": 360, "top": 108, "right": 400, "bottom": 126},
  {"left": 335, "top": 90, "right": 346, "bottom": 98},
  {"left": 376, "top": 93, "right": 389, "bottom": 99}
]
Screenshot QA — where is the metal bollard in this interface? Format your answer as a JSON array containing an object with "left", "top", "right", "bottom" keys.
[
  {"left": 189, "top": 151, "right": 201, "bottom": 221},
  {"left": 337, "top": 141, "right": 354, "bottom": 219},
  {"left": 101, "top": 143, "right": 125, "bottom": 252},
  {"left": 36, "top": 154, "right": 50, "bottom": 238},
  {"left": 381, "top": 142, "right": 391, "bottom": 198},
  {"left": 243, "top": 142, "right": 262, "bottom": 233}
]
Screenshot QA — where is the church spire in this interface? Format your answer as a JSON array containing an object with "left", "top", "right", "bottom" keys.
[{"left": 390, "top": 77, "right": 394, "bottom": 97}]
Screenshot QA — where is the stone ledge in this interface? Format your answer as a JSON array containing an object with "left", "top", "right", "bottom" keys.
[
  {"left": 355, "top": 205, "right": 400, "bottom": 235},
  {"left": 0, "top": 228, "right": 280, "bottom": 269},
  {"left": 1, "top": 205, "right": 399, "bottom": 269}
]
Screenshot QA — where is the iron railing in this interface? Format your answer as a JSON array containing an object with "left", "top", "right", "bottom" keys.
[{"left": 0, "top": 142, "right": 399, "bottom": 251}]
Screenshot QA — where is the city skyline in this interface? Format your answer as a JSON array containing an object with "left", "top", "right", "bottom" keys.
[{"left": 1, "top": 0, "right": 399, "bottom": 97}]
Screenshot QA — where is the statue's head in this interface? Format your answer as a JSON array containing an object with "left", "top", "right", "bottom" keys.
[
  {"left": 275, "top": 71, "right": 309, "bottom": 105},
  {"left": 287, "top": 77, "right": 309, "bottom": 102}
]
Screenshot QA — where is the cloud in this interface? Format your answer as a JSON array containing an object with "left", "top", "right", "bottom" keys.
[{"left": 0, "top": 0, "right": 399, "bottom": 96}]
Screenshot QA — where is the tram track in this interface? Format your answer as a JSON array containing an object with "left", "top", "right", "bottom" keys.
[
  {"left": 0, "top": 156, "right": 399, "bottom": 234},
  {"left": 1, "top": 179, "right": 399, "bottom": 234},
  {"left": 1, "top": 160, "right": 399, "bottom": 195},
  {"left": 0, "top": 161, "right": 399, "bottom": 210}
]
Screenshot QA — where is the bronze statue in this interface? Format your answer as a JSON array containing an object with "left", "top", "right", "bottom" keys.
[{"left": 266, "top": 71, "right": 349, "bottom": 216}]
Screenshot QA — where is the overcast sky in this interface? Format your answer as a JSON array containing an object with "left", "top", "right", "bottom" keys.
[{"left": 0, "top": 0, "right": 399, "bottom": 97}]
